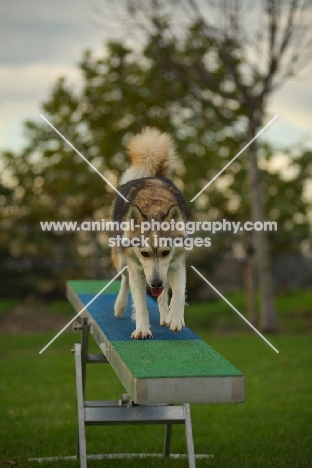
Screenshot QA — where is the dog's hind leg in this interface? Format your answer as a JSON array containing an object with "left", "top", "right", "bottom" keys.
[
  {"left": 128, "top": 263, "right": 152, "bottom": 339},
  {"left": 166, "top": 260, "right": 186, "bottom": 332},
  {"left": 113, "top": 247, "right": 128, "bottom": 318},
  {"left": 158, "top": 283, "right": 169, "bottom": 326},
  {"left": 114, "top": 271, "right": 129, "bottom": 318}
]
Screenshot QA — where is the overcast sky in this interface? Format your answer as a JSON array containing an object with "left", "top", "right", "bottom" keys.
[{"left": 1, "top": 0, "right": 312, "bottom": 154}]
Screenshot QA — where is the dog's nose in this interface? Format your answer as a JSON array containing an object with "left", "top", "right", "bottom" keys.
[{"left": 151, "top": 280, "right": 163, "bottom": 288}]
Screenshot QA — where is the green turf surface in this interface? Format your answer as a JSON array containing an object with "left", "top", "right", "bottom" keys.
[
  {"left": 68, "top": 281, "right": 244, "bottom": 380},
  {"left": 112, "top": 340, "right": 243, "bottom": 378},
  {"left": 0, "top": 332, "right": 311, "bottom": 467},
  {"left": 67, "top": 280, "right": 121, "bottom": 295}
]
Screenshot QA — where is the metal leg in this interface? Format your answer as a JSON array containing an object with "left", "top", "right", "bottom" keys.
[
  {"left": 80, "top": 318, "right": 90, "bottom": 394},
  {"left": 75, "top": 343, "right": 87, "bottom": 468},
  {"left": 184, "top": 404, "right": 196, "bottom": 468},
  {"left": 76, "top": 430, "right": 80, "bottom": 459},
  {"left": 163, "top": 423, "right": 172, "bottom": 457},
  {"left": 75, "top": 319, "right": 90, "bottom": 463}
]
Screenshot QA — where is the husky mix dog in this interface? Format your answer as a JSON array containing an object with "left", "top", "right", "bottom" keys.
[{"left": 111, "top": 127, "right": 190, "bottom": 339}]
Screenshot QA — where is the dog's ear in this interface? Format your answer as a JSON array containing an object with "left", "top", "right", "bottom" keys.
[
  {"left": 163, "top": 205, "right": 186, "bottom": 238},
  {"left": 126, "top": 205, "right": 146, "bottom": 223},
  {"left": 163, "top": 205, "right": 183, "bottom": 223}
]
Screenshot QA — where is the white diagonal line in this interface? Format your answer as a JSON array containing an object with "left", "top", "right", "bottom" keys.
[
  {"left": 40, "top": 114, "right": 129, "bottom": 203},
  {"left": 39, "top": 266, "right": 128, "bottom": 354},
  {"left": 191, "top": 266, "right": 279, "bottom": 354},
  {"left": 190, "top": 115, "right": 278, "bottom": 202}
]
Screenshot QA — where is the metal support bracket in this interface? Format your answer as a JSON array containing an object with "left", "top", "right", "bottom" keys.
[{"left": 118, "top": 393, "right": 133, "bottom": 407}]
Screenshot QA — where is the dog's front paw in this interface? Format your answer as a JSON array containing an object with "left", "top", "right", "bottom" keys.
[
  {"left": 114, "top": 299, "right": 127, "bottom": 318},
  {"left": 160, "top": 310, "right": 169, "bottom": 326},
  {"left": 165, "top": 316, "right": 185, "bottom": 332},
  {"left": 131, "top": 328, "right": 153, "bottom": 339}
]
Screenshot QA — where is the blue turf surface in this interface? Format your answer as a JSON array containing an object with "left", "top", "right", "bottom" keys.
[{"left": 78, "top": 293, "right": 200, "bottom": 341}]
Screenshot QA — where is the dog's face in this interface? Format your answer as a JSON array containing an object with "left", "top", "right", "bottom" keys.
[
  {"left": 136, "top": 241, "right": 173, "bottom": 297},
  {"left": 125, "top": 205, "right": 185, "bottom": 297}
]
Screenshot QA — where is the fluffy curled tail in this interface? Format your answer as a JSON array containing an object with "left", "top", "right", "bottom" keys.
[{"left": 120, "top": 127, "right": 176, "bottom": 185}]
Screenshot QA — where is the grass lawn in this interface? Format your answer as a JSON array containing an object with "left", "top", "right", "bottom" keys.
[
  {"left": 0, "top": 290, "right": 311, "bottom": 467},
  {"left": 0, "top": 299, "right": 20, "bottom": 318}
]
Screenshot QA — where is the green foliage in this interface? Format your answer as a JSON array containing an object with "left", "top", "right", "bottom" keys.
[
  {"left": 0, "top": 21, "right": 311, "bottom": 296},
  {"left": 229, "top": 142, "right": 312, "bottom": 257},
  {"left": 0, "top": 26, "right": 243, "bottom": 296}
]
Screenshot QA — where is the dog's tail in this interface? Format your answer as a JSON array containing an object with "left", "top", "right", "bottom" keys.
[{"left": 120, "top": 127, "right": 176, "bottom": 185}]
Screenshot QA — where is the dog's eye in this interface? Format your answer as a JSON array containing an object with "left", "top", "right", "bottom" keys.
[
  {"left": 140, "top": 251, "right": 149, "bottom": 258},
  {"left": 162, "top": 250, "right": 170, "bottom": 257}
]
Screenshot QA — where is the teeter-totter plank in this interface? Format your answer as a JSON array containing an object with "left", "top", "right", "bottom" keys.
[{"left": 67, "top": 280, "right": 245, "bottom": 405}]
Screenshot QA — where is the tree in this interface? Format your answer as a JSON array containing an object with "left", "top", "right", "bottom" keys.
[
  {"left": 1, "top": 34, "right": 243, "bottom": 296},
  {"left": 106, "top": 0, "right": 312, "bottom": 331},
  {"left": 1, "top": 18, "right": 310, "bottom": 312}
]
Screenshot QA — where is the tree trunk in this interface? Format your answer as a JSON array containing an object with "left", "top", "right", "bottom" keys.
[
  {"left": 243, "top": 232, "right": 257, "bottom": 326},
  {"left": 248, "top": 123, "right": 277, "bottom": 332}
]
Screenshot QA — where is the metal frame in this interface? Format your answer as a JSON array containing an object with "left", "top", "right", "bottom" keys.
[{"left": 74, "top": 318, "right": 210, "bottom": 468}]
